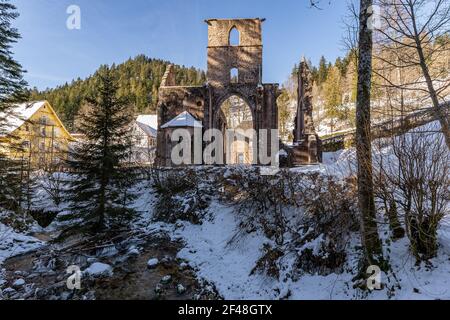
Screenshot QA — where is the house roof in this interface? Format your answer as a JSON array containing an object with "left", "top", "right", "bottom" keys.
[
  {"left": 0, "top": 101, "right": 46, "bottom": 135},
  {"left": 136, "top": 115, "right": 158, "bottom": 137},
  {"left": 161, "top": 111, "right": 203, "bottom": 129},
  {"left": 0, "top": 100, "right": 74, "bottom": 140}
]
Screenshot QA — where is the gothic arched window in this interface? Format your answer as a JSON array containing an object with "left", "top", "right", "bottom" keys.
[{"left": 229, "top": 27, "right": 240, "bottom": 46}]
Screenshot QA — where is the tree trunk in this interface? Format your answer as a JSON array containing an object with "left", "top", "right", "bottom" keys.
[
  {"left": 387, "top": 197, "right": 405, "bottom": 240},
  {"left": 97, "top": 176, "right": 106, "bottom": 231},
  {"left": 412, "top": 28, "right": 450, "bottom": 149},
  {"left": 356, "top": 0, "right": 383, "bottom": 265}
]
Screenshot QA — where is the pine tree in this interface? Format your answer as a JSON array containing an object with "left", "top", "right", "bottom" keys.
[
  {"left": 317, "top": 56, "right": 329, "bottom": 85},
  {"left": 64, "top": 67, "right": 136, "bottom": 231},
  {"left": 0, "top": 0, "right": 27, "bottom": 112},
  {"left": 0, "top": 0, "right": 28, "bottom": 212},
  {"left": 324, "top": 66, "right": 342, "bottom": 112},
  {"left": 323, "top": 66, "right": 343, "bottom": 131}
]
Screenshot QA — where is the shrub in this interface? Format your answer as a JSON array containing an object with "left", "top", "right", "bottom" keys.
[
  {"left": 374, "top": 126, "right": 449, "bottom": 261},
  {"left": 224, "top": 168, "right": 359, "bottom": 276},
  {"left": 292, "top": 173, "right": 359, "bottom": 275},
  {"left": 251, "top": 244, "right": 283, "bottom": 278},
  {"left": 224, "top": 167, "right": 291, "bottom": 245},
  {"left": 151, "top": 168, "right": 211, "bottom": 224}
]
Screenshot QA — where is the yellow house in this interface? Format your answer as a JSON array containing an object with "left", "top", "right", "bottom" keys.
[{"left": 0, "top": 100, "right": 75, "bottom": 170}]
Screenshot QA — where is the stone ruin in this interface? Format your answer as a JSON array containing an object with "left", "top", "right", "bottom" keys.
[
  {"left": 155, "top": 18, "right": 321, "bottom": 167},
  {"left": 290, "top": 59, "right": 322, "bottom": 165}
]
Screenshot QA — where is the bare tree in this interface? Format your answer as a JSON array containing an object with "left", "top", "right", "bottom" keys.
[
  {"left": 312, "top": 0, "right": 384, "bottom": 265},
  {"left": 375, "top": 0, "right": 450, "bottom": 148},
  {"left": 309, "top": 0, "right": 325, "bottom": 9},
  {"left": 373, "top": 124, "right": 449, "bottom": 261},
  {"left": 356, "top": 0, "right": 384, "bottom": 265},
  {"left": 342, "top": 0, "right": 361, "bottom": 55},
  {"left": 39, "top": 170, "right": 65, "bottom": 207}
]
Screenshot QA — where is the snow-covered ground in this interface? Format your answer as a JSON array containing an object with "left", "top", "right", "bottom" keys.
[
  {"left": 171, "top": 199, "right": 450, "bottom": 300},
  {"left": 0, "top": 121, "right": 448, "bottom": 300},
  {"left": 0, "top": 224, "right": 43, "bottom": 266},
  {"left": 0, "top": 223, "right": 43, "bottom": 288},
  {"left": 176, "top": 203, "right": 274, "bottom": 300},
  {"left": 170, "top": 121, "right": 450, "bottom": 300}
]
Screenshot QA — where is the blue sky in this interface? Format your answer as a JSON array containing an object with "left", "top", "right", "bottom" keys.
[{"left": 12, "top": 0, "right": 350, "bottom": 90}]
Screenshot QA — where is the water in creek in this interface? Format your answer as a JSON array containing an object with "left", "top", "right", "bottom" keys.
[{"left": 2, "top": 230, "right": 219, "bottom": 300}]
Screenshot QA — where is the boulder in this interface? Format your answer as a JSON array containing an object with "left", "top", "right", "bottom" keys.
[
  {"left": 83, "top": 262, "right": 113, "bottom": 277},
  {"left": 12, "top": 278, "right": 25, "bottom": 289},
  {"left": 147, "top": 258, "right": 159, "bottom": 269},
  {"left": 177, "top": 284, "right": 186, "bottom": 295},
  {"left": 2, "top": 287, "right": 17, "bottom": 297},
  {"left": 160, "top": 275, "right": 172, "bottom": 284}
]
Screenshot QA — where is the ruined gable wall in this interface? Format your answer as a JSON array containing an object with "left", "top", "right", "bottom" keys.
[
  {"left": 207, "top": 19, "right": 263, "bottom": 85},
  {"left": 156, "top": 68, "right": 207, "bottom": 166}
]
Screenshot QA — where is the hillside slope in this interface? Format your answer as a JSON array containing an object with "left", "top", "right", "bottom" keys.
[{"left": 28, "top": 55, "right": 206, "bottom": 131}]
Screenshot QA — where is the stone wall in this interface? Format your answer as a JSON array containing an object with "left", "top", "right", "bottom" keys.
[
  {"left": 156, "top": 18, "right": 279, "bottom": 166},
  {"left": 206, "top": 19, "right": 263, "bottom": 86}
]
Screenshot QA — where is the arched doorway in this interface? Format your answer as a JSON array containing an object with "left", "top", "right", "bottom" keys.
[{"left": 218, "top": 95, "right": 254, "bottom": 165}]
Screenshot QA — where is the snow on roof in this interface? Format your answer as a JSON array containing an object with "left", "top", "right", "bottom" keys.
[
  {"left": 161, "top": 111, "right": 203, "bottom": 129},
  {"left": 0, "top": 101, "right": 46, "bottom": 136},
  {"left": 136, "top": 115, "right": 158, "bottom": 137}
]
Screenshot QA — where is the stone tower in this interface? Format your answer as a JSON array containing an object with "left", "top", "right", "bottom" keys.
[{"left": 206, "top": 18, "right": 263, "bottom": 86}]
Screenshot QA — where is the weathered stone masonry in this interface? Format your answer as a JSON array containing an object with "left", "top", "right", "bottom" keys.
[
  {"left": 156, "top": 18, "right": 279, "bottom": 166},
  {"left": 291, "top": 59, "right": 322, "bottom": 165},
  {"left": 156, "top": 18, "right": 322, "bottom": 166}
]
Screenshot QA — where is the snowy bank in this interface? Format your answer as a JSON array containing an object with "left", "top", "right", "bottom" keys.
[{"left": 0, "top": 223, "right": 43, "bottom": 266}]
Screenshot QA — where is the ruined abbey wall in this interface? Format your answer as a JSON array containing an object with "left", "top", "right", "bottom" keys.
[{"left": 156, "top": 18, "right": 279, "bottom": 166}]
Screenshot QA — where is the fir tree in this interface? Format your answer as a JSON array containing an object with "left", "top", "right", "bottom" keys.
[
  {"left": 0, "top": 0, "right": 27, "bottom": 112},
  {"left": 64, "top": 67, "right": 136, "bottom": 231},
  {"left": 323, "top": 67, "right": 343, "bottom": 118},
  {"left": 0, "top": 0, "right": 28, "bottom": 212},
  {"left": 317, "top": 56, "right": 329, "bottom": 85}
]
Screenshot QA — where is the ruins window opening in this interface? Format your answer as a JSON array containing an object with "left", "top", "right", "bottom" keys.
[
  {"left": 219, "top": 95, "right": 254, "bottom": 165},
  {"left": 230, "top": 68, "right": 239, "bottom": 84},
  {"left": 229, "top": 27, "right": 240, "bottom": 46}
]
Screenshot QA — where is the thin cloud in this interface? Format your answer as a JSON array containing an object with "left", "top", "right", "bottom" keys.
[{"left": 27, "top": 73, "right": 70, "bottom": 83}]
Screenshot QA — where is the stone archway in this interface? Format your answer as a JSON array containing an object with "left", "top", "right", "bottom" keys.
[
  {"left": 215, "top": 91, "right": 257, "bottom": 125},
  {"left": 217, "top": 95, "right": 255, "bottom": 165}
]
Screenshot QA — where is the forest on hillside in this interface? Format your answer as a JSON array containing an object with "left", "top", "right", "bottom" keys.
[
  {"left": 28, "top": 41, "right": 449, "bottom": 138},
  {"left": 278, "top": 33, "right": 450, "bottom": 139},
  {"left": 28, "top": 49, "right": 359, "bottom": 140},
  {"left": 28, "top": 55, "right": 206, "bottom": 131}
]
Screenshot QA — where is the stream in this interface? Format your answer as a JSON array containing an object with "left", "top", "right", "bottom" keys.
[{"left": 1, "top": 228, "right": 219, "bottom": 300}]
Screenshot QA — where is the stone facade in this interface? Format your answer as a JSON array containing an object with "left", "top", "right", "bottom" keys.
[
  {"left": 156, "top": 18, "right": 279, "bottom": 166},
  {"left": 206, "top": 19, "right": 262, "bottom": 86}
]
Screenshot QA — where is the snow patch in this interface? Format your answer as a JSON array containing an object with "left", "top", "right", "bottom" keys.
[
  {"left": 83, "top": 262, "right": 113, "bottom": 277},
  {"left": 176, "top": 202, "right": 279, "bottom": 300},
  {"left": 0, "top": 223, "right": 43, "bottom": 265},
  {"left": 147, "top": 258, "right": 159, "bottom": 268}
]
